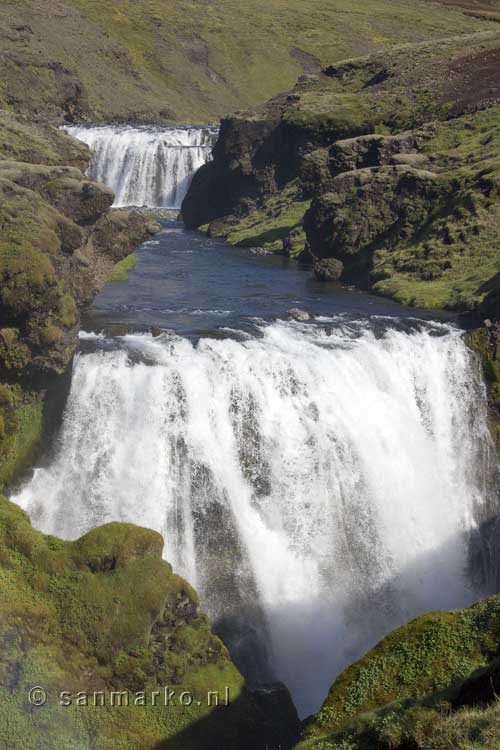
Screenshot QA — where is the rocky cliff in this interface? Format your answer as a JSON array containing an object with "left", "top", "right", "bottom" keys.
[
  {"left": 182, "top": 29, "right": 500, "bottom": 315},
  {"left": 0, "top": 112, "right": 157, "bottom": 488}
]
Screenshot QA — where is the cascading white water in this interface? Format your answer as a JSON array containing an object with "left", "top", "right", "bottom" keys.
[
  {"left": 65, "top": 125, "right": 218, "bottom": 208},
  {"left": 13, "top": 320, "right": 499, "bottom": 717}
]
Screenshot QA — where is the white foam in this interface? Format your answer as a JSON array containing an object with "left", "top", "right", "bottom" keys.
[{"left": 13, "top": 321, "right": 498, "bottom": 716}]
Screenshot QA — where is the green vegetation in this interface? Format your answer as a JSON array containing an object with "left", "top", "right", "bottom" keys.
[
  {"left": 109, "top": 252, "right": 137, "bottom": 282},
  {"left": 209, "top": 181, "right": 309, "bottom": 256},
  {"left": 0, "top": 385, "right": 43, "bottom": 491},
  {"left": 295, "top": 595, "right": 500, "bottom": 750},
  {"left": 0, "top": 494, "right": 278, "bottom": 750},
  {"left": 0, "top": 0, "right": 494, "bottom": 124}
]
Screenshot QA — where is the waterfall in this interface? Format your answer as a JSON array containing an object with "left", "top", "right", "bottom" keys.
[
  {"left": 13, "top": 320, "right": 500, "bottom": 717},
  {"left": 65, "top": 125, "right": 218, "bottom": 209}
]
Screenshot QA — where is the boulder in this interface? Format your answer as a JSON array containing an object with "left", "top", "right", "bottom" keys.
[
  {"left": 328, "top": 130, "right": 432, "bottom": 176},
  {"left": 313, "top": 257, "right": 344, "bottom": 281},
  {"left": 304, "top": 166, "right": 448, "bottom": 283},
  {"left": 288, "top": 308, "right": 312, "bottom": 321}
]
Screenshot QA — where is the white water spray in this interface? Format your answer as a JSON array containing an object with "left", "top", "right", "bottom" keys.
[
  {"left": 65, "top": 125, "right": 218, "bottom": 208},
  {"left": 13, "top": 320, "right": 499, "bottom": 716}
]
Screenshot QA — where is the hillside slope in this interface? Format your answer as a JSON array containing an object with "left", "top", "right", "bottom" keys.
[
  {"left": 182, "top": 29, "right": 500, "bottom": 313},
  {"left": 0, "top": 0, "right": 496, "bottom": 124},
  {"left": 294, "top": 594, "right": 500, "bottom": 750}
]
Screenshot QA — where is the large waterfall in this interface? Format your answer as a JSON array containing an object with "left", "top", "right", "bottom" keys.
[
  {"left": 13, "top": 320, "right": 499, "bottom": 717},
  {"left": 66, "top": 125, "right": 218, "bottom": 208}
]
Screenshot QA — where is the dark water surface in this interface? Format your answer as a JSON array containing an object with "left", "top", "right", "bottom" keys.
[{"left": 83, "top": 221, "right": 454, "bottom": 337}]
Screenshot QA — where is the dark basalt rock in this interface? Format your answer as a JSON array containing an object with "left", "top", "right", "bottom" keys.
[
  {"left": 313, "top": 257, "right": 344, "bottom": 282},
  {"left": 182, "top": 113, "right": 282, "bottom": 229}
]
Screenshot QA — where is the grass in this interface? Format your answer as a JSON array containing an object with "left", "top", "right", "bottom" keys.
[
  {"left": 109, "top": 252, "right": 136, "bottom": 282},
  {"left": 296, "top": 700, "right": 500, "bottom": 750},
  {"left": 1, "top": 0, "right": 494, "bottom": 123},
  {"left": 209, "top": 180, "right": 310, "bottom": 255}
]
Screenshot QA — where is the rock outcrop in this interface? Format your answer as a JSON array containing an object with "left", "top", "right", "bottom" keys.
[
  {"left": 183, "top": 31, "right": 500, "bottom": 312},
  {"left": 0, "top": 115, "right": 156, "bottom": 488},
  {"left": 0, "top": 494, "right": 298, "bottom": 750},
  {"left": 304, "top": 165, "right": 448, "bottom": 284}
]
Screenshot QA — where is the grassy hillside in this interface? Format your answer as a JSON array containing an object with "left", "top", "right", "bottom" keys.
[
  {"left": 0, "top": 0, "right": 496, "bottom": 124},
  {"left": 183, "top": 28, "right": 500, "bottom": 313}
]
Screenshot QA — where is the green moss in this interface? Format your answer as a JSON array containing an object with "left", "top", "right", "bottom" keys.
[
  {"left": 0, "top": 386, "right": 43, "bottom": 491},
  {"left": 300, "top": 595, "right": 500, "bottom": 748},
  {"left": 0, "top": 495, "right": 271, "bottom": 750},
  {"left": 109, "top": 252, "right": 137, "bottom": 282}
]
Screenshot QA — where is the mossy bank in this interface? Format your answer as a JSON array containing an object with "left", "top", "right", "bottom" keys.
[
  {"left": 0, "top": 495, "right": 297, "bottom": 749},
  {"left": 183, "top": 28, "right": 500, "bottom": 317},
  {"left": 290, "top": 592, "right": 500, "bottom": 750},
  {"left": 0, "top": 112, "right": 157, "bottom": 490}
]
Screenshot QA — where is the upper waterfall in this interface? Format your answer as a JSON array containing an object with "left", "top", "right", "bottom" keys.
[{"left": 65, "top": 125, "right": 218, "bottom": 209}]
